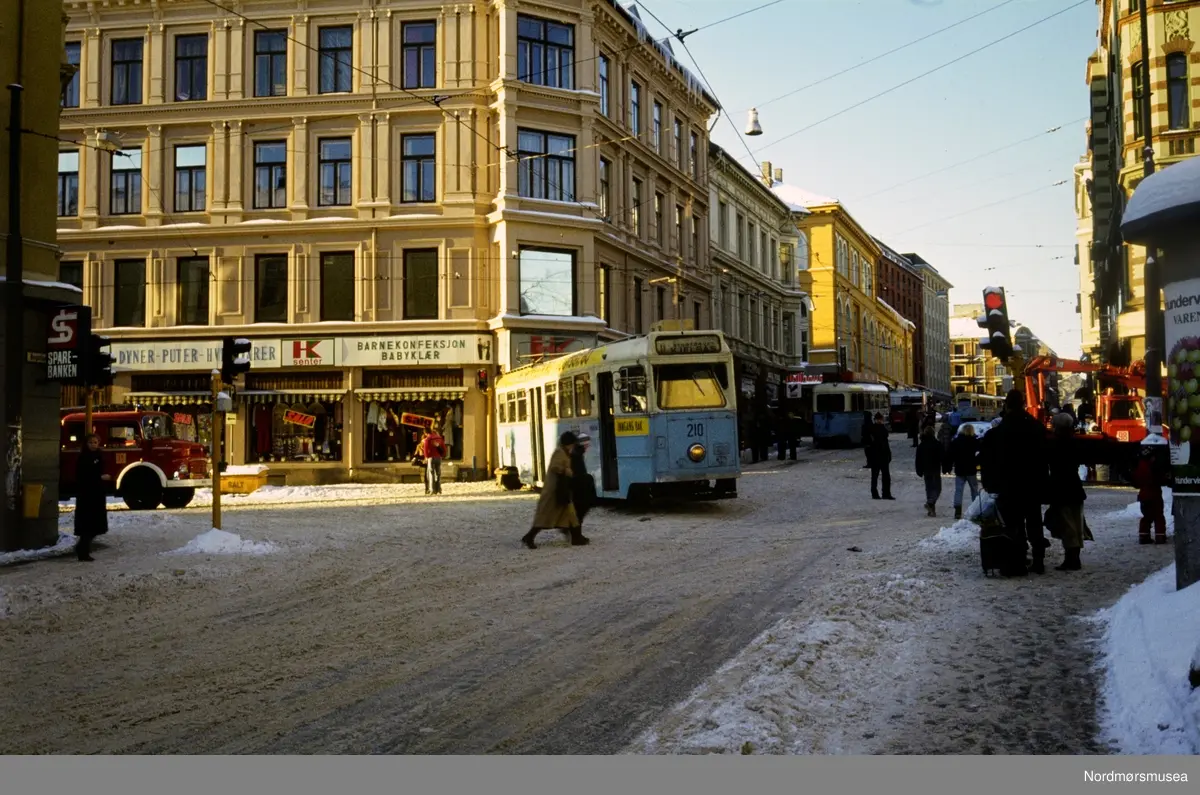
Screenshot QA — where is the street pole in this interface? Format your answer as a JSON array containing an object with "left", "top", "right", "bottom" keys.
[
  {"left": 3, "top": 83, "right": 26, "bottom": 551},
  {"left": 211, "top": 371, "right": 222, "bottom": 531},
  {"left": 84, "top": 388, "right": 94, "bottom": 436}
]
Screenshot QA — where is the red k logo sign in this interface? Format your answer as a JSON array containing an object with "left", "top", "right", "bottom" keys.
[
  {"left": 287, "top": 338, "right": 332, "bottom": 367},
  {"left": 293, "top": 339, "right": 321, "bottom": 360}
]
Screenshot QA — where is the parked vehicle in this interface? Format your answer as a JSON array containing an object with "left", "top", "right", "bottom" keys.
[
  {"left": 889, "top": 388, "right": 929, "bottom": 431},
  {"left": 811, "top": 382, "right": 890, "bottom": 447},
  {"left": 60, "top": 410, "right": 211, "bottom": 510}
]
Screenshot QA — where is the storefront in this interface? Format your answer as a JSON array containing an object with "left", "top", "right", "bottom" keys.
[{"left": 106, "top": 332, "right": 493, "bottom": 485}]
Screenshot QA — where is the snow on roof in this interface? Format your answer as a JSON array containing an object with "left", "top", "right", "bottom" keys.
[
  {"left": 770, "top": 182, "right": 836, "bottom": 212},
  {"left": 877, "top": 298, "right": 916, "bottom": 330},
  {"left": 949, "top": 316, "right": 984, "bottom": 339},
  {"left": 1121, "top": 155, "right": 1200, "bottom": 242}
]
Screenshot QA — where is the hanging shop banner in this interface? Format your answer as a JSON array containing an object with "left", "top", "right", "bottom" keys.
[
  {"left": 109, "top": 339, "right": 282, "bottom": 371},
  {"left": 400, "top": 412, "right": 437, "bottom": 431},
  {"left": 283, "top": 409, "right": 317, "bottom": 428},
  {"left": 1165, "top": 276, "right": 1200, "bottom": 495},
  {"left": 339, "top": 334, "right": 495, "bottom": 367}
]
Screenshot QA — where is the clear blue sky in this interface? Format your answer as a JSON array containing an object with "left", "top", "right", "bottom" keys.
[{"left": 633, "top": 0, "right": 1095, "bottom": 356}]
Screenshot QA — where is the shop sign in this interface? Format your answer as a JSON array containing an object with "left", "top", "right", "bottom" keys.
[
  {"left": 400, "top": 412, "right": 437, "bottom": 431},
  {"left": 1164, "top": 276, "right": 1200, "bottom": 495},
  {"left": 340, "top": 334, "right": 494, "bottom": 366},
  {"left": 110, "top": 339, "right": 282, "bottom": 371},
  {"left": 283, "top": 409, "right": 317, "bottom": 428},
  {"left": 614, "top": 417, "right": 649, "bottom": 436},
  {"left": 284, "top": 338, "right": 335, "bottom": 367},
  {"left": 173, "top": 413, "right": 193, "bottom": 425},
  {"left": 46, "top": 305, "right": 90, "bottom": 384}
]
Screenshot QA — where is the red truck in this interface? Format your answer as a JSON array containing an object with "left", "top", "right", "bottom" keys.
[{"left": 60, "top": 410, "right": 212, "bottom": 510}]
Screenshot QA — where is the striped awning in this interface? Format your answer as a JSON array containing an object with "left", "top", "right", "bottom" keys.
[
  {"left": 124, "top": 391, "right": 210, "bottom": 406},
  {"left": 238, "top": 389, "right": 348, "bottom": 403},
  {"left": 354, "top": 388, "right": 467, "bottom": 402}
]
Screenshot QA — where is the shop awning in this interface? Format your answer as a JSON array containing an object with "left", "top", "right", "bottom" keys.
[
  {"left": 354, "top": 388, "right": 468, "bottom": 402},
  {"left": 124, "top": 391, "right": 211, "bottom": 406},
  {"left": 238, "top": 389, "right": 349, "bottom": 403}
]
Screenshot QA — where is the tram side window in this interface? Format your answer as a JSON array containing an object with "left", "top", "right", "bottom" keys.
[
  {"left": 815, "top": 394, "right": 844, "bottom": 413},
  {"left": 618, "top": 366, "right": 647, "bottom": 413},
  {"left": 574, "top": 374, "right": 592, "bottom": 416},
  {"left": 559, "top": 378, "right": 575, "bottom": 418},
  {"left": 498, "top": 397, "right": 506, "bottom": 423},
  {"left": 545, "top": 383, "right": 557, "bottom": 419},
  {"left": 506, "top": 392, "right": 517, "bottom": 423},
  {"left": 850, "top": 394, "right": 864, "bottom": 413},
  {"left": 517, "top": 391, "right": 528, "bottom": 422}
]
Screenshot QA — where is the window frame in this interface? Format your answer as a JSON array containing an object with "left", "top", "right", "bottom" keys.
[
  {"left": 652, "top": 101, "right": 663, "bottom": 152},
  {"left": 174, "top": 33, "right": 208, "bottom": 102},
  {"left": 111, "top": 37, "right": 144, "bottom": 106},
  {"left": 403, "top": 248, "right": 440, "bottom": 320},
  {"left": 401, "top": 133, "right": 436, "bottom": 203},
  {"left": 57, "top": 150, "right": 79, "bottom": 217},
  {"left": 319, "top": 251, "right": 356, "bottom": 322},
  {"left": 629, "top": 80, "right": 641, "bottom": 134},
  {"left": 631, "top": 177, "right": 643, "bottom": 236},
  {"left": 317, "top": 26, "right": 354, "bottom": 94},
  {"left": 63, "top": 41, "right": 81, "bottom": 108},
  {"left": 402, "top": 21, "right": 438, "bottom": 90},
  {"left": 317, "top": 137, "right": 353, "bottom": 207},
  {"left": 173, "top": 143, "right": 207, "bottom": 214},
  {"left": 516, "top": 14, "right": 575, "bottom": 89},
  {"left": 253, "top": 140, "right": 288, "bottom": 209},
  {"left": 176, "top": 256, "right": 211, "bottom": 326},
  {"left": 109, "top": 147, "right": 143, "bottom": 216},
  {"left": 517, "top": 246, "right": 577, "bottom": 317},
  {"left": 598, "top": 53, "right": 610, "bottom": 117},
  {"left": 1166, "top": 53, "right": 1190, "bottom": 131},
  {"left": 113, "top": 258, "right": 147, "bottom": 328},
  {"left": 254, "top": 29, "right": 288, "bottom": 97},
  {"left": 598, "top": 157, "right": 611, "bottom": 219},
  {"left": 254, "top": 253, "right": 289, "bottom": 324},
  {"left": 516, "top": 128, "right": 576, "bottom": 202}
]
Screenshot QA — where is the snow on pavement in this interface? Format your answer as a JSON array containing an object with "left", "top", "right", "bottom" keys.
[
  {"left": 0, "top": 532, "right": 76, "bottom": 567},
  {"left": 167, "top": 528, "right": 279, "bottom": 556},
  {"left": 1095, "top": 563, "right": 1200, "bottom": 755}
]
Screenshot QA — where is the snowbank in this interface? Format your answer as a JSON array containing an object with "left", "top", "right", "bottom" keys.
[
  {"left": 1095, "top": 563, "right": 1200, "bottom": 754},
  {"left": 222, "top": 464, "right": 271, "bottom": 476},
  {"left": 0, "top": 532, "right": 76, "bottom": 566},
  {"left": 918, "top": 519, "right": 978, "bottom": 551},
  {"left": 167, "top": 529, "right": 278, "bottom": 556},
  {"left": 1105, "top": 487, "right": 1175, "bottom": 533}
]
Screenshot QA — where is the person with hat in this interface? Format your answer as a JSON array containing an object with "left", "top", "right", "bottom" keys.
[{"left": 522, "top": 431, "right": 588, "bottom": 549}]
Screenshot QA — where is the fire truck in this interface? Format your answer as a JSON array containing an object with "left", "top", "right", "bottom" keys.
[
  {"left": 60, "top": 410, "right": 212, "bottom": 510},
  {"left": 1022, "top": 356, "right": 1163, "bottom": 479}
]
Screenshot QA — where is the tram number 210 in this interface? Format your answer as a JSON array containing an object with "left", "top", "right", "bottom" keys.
[{"left": 686, "top": 423, "right": 705, "bottom": 438}]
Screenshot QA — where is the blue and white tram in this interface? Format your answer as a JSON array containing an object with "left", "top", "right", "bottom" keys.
[
  {"left": 811, "top": 382, "right": 891, "bottom": 448},
  {"left": 494, "top": 330, "right": 740, "bottom": 500}
]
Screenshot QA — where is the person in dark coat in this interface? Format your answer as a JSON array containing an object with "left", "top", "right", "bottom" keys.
[
  {"left": 868, "top": 413, "right": 895, "bottom": 500},
  {"left": 570, "top": 433, "right": 597, "bottom": 529},
  {"left": 1132, "top": 444, "right": 1169, "bottom": 545},
  {"left": 907, "top": 407, "right": 920, "bottom": 447},
  {"left": 74, "top": 433, "right": 111, "bottom": 562},
  {"left": 914, "top": 426, "right": 944, "bottom": 516},
  {"left": 523, "top": 431, "right": 585, "bottom": 549},
  {"left": 861, "top": 412, "right": 873, "bottom": 469},
  {"left": 948, "top": 423, "right": 981, "bottom": 520},
  {"left": 1045, "top": 412, "right": 1092, "bottom": 570},
  {"left": 979, "top": 390, "right": 1051, "bottom": 576}
]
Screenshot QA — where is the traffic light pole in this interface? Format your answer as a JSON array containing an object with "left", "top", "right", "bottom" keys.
[
  {"left": 84, "top": 388, "right": 94, "bottom": 436},
  {"left": 210, "top": 371, "right": 222, "bottom": 531},
  {"left": 1138, "top": 0, "right": 1166, "bottom": 445}
]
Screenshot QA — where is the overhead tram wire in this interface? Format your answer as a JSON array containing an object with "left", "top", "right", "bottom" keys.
[
  {"left": 748, "top": 0, "right": 1091, "bottom": 157},
  {"left": 752, "top": 0, "right": 1019, "bottom": 110},
  {"left": 888, "top": 179, "right": 1070, "bottom": 237}
]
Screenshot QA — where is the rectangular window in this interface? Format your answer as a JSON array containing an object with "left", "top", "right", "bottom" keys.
[
  {"left": 58, "top": 150, "right": 79, "bottom": 217},
  {"left": 404, "top": 249, "right": 439, "bottom": 320},
  {"left": 656, "top": 286, "right": 665, "bottom": 322},
  {"left": 653, "top": 101, "right": 663, "bottom": 152},
  {"left": 599, "top": 54, "right": 610, "bottom": 117},
  {"left": 631, "top": 178, "right": 643, "bottom": 235},
  {"left": 318, "top": 26, "right": 353, "bottom": 94},
  {"left": 254, "top": 254, "right": 289, "bottom": 323},
  {"left": 1132, "top": 60, "right": 1146, "bottom": 140},
  {"left": 59, "top": 261, "right": 83, "bottom": 289},
  {"left": 321, "top": 251, "right": 355, "bottom": 322},
  {"left": 518, "top": 247, "right": 575, "bottom": 316},
  {"left": 63, "top": 42, "right": 81, "bottom": 108},
  {"left": 675, "top": 205, "right": 684, "bottom": 254},
  {"left": 736, "top": 213, "right": 745, "bottom": 257},
  {"left": 517, "top": 129, "right": 575, "bottom": 202},
  {"left": 598, "top": 265, "right": 611, "bottom": 323},
  {"left": 402, "top": 134, "right": 436, "bottom": 203},
  {"left": 111, "top": 38, "right": 143, "bottom": 105},
  {"left": 750, "top": 300, "right": 759, "bottom": 344},
  {"left": 674, "top": 118, "right": 683, "bottom": 169},
  {"left": 630, "top": 81, "right": 641, "bottom": 134},
  {"left": 693, "top": 301, "right": 701, "bottom": 330},
  {"left": 655, "top": 192, "right": 664, "bottom": 246},
  {"left": 718, "top": 201, "right": 728, "bottom": 248},
  {"left": 318, "top": 138, "right": 352, "bottom": 206},
  {"left": 113, "top": 259, "right": 146, "bottom": 327},
  {"left": 1167, "top": 53, "right": 1190, "bottom": 131},
  {"left": 690, "top": 131, "right": 699, "bottom": 180},
  {"left": 174, "top": 144, "right": 207, "bottom": 213},
  {"left": 558, "top": 379, "right": 574, "bottom": 418},
  {"left": 598, "top": 157, "right": 611, "bottom": 218},
  {"left": 174, "top": 34, "right": 208, "bottom": 101},
  {"left": 574, "top": 374, "right": 592, "bottom": 417},
  {"left": 254, "top": 141, "right": 287, "bottom": 209},
  {"left": 760, "top": 231, "right": 768, "bottom": 272},
  {"left": 545, "top": 382, "right": 558, "bottom": 419},
  {"left": 517, "top": 15, "right": 574, "bottom": 89},
  {"left": 633, "top": 277, "right": 644, "bottom": 333},
  {"left": 110, "top": 148, "right": 142, "bottom": 215},
  {"left": 177, "top": 256, "right": 210, "bottom": 326},
  {"left": 748, "top": 223, "right": 757, "bottom": 266},
  {"left": 783, "top": 313, "right": 795, "bottom": 356},
  {"left": 402, "top": 21, "right": 437, "bottom": 89},
  {"left": 254, "top": 30, "right": 288, "bottom": 97},
  {"left": 692, "top": 215, "right": 699, "bottom": 262}
]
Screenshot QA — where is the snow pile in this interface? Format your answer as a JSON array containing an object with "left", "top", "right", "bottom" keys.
[
  {"left": 1095, "top": 563, "right": 1200, "bottom": 754},
  {"left": 1105, "top": 487, "right": 1175, "bottom": 533},
  {"left": 167, "top": 528, "right": 278, "bottom": 556},
  {"left": 918, "top": 520, "right": 978, "bottom": 551},
  {"left": 0, "top": 532, "right": 76, "bottom": 566},
  {"left": 222, "top": 464, "right": 271, "bottom": 476}
]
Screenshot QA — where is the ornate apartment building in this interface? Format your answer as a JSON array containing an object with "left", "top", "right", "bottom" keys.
[
  {"left": 55, "top": 0, "right": 716, "bottom": 484},
  {"left": 706, "top": 147, "right": 811, "bottom": 430},
  {"left": 905, "top": 252, "right": 953, "bottom": 401},
  {"left": 1081, "top": 0, "right": 1199, "bottom": 364}
]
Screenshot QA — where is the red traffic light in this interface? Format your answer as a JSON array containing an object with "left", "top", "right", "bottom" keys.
[{"left": 984, "top": 291, "right": 1004, "bottom": 310}]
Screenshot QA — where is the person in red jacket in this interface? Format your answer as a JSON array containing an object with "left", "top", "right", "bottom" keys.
[
  {"left": 420, "top": 427, "right": 447, "bottom": 495},
  {"left": 1131, "top": 444, "right": 1168, "bottom": 545}
]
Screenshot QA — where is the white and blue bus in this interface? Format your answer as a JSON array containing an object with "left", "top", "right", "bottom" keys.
[
  {"left": 494, "top": 330, "right": 740, "bottom": 501},
  {"left": 811, "top": 382, "right": 891, "bottom": 447}
]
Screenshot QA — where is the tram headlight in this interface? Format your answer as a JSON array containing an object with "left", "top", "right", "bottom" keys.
[{"left": 687, "top": 443, "right": 706, "bottom": 462}]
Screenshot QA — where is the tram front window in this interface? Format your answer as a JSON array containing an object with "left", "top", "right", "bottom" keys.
[{"left": 654, "top": 363, "right": 727, "bottom": 410}]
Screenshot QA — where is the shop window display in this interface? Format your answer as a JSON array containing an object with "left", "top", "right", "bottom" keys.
[
  {"left": 363, "top": 399, "right": 463, "bottom": 463},
  {"left": 248, "top": 399, "right": 344, "bottom": 462}
]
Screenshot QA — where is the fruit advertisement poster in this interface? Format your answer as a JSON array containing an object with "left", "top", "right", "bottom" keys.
[{"left": 1165, "top": 276, "right": 1200, "bottom": 495}]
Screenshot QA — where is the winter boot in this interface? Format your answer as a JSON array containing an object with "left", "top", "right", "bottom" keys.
[
  {"left": 569, "top": 527, "right": 590, "bottom": 546},
  {"left": 521, "top": 530, "right": 539, "bottom": 550},
  {"left": 1155, "top": 533, "right": 1168, "bottom": 545},
  {"left": 954, "top": 506, "right": 963, "bottom": 520},
  {"left": 1139, "top": 533, "right": 1153, "bottom": 545},
  {"left": 1055, "top": 548, "right": 1082, "bottom": 571}
]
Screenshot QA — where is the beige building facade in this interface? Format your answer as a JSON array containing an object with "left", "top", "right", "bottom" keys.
[{"left": 56, "top": 0, "right": 716, "bottom": 484}]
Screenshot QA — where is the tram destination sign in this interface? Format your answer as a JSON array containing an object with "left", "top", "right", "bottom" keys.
[{"left": 654, "top": 334, "right": 722, "bottom": 356}]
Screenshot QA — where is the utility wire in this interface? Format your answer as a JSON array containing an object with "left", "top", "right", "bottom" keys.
[
  {"left": 750, "top": 0, "right": 1090, "bottom": 156},
  {"left": 889, "top": 180, "right": 1070, "bottom": 236}
]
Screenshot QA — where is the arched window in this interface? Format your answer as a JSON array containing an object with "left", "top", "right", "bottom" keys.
[{"left": 851, "top": 250, "right": 859, "bottom": 286}]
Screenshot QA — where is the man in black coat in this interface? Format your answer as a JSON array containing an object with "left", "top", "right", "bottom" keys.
[
  {"left": 980, "top": 389, "right": 1051, "bottom": 575},
  {"left": 74, "top": 433, "right": 112, "bottom": 561},
  {"left": 569, "top": 433, "right": 597, "bottom": 528},
  {"left": 868, "top": 413, "right": 895, "bottom": 500}
]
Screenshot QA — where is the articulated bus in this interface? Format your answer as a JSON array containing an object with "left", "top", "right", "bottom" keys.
[{"left": 493, "top": 330, "right": 740, "bottom": 501}]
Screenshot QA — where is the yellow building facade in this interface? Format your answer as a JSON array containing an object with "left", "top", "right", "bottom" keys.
[
  {"left": 55, "top": 0, "right": 716, "bottom": 485},
  {"left": 776, "top": 188, "right": 913, "bottom": 387}
]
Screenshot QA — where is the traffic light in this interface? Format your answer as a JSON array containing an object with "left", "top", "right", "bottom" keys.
[
  {"left": 221, "top": 337, "right": 253, "bottom": 383},
  {"left": 977, "top": 286, "right": 1014, "bottom": 362},
  {"left": 477, "top": 368, "right": 489, "bottom": 392},
  {"left": 83, "top": 334, "right": 115, "bottom": 387}
]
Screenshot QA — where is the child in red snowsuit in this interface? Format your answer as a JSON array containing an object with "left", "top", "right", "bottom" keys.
[{"left": 1131, "top": 447, "right": 1168, "bottom": 545}]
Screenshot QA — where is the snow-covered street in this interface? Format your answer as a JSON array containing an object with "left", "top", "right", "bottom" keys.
[{"left": 0, "top": 439, "right": 1179, "bottom": 754}]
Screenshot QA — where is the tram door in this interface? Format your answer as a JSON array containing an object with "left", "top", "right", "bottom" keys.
[
  {"left": 530, "top": 387, "right": 546, "bottom": 484},
  {"left": 597, "top": 372, "right": 619, "bottom": 492}
]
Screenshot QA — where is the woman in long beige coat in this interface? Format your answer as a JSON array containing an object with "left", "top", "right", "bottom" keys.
[{"left": 522, "top": 431, "right": 589, "bottom": 549}]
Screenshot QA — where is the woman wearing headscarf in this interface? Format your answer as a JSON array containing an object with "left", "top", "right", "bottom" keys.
[
  {"left": 522, "top": 431, "right": 588, "bottom": 549},
  {"left": 1044, "top": 412, "right": 1092, "bottom": 570}
]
